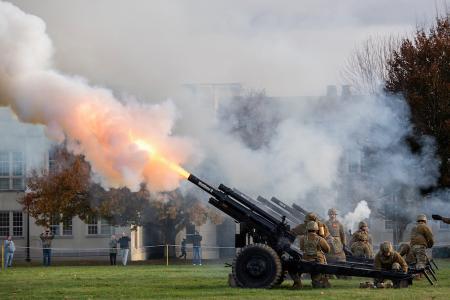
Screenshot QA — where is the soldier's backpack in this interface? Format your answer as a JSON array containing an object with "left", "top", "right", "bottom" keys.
[{"left": 304, "top": 234, "right": 320, "bottom": 257}]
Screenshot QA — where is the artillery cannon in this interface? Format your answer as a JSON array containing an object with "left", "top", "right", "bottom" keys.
[{"left": 187, "top": 174, "right": 421, "bottom": 288}]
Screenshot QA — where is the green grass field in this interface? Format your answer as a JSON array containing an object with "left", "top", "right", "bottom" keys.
[{"left": 1, "top": 260, "right": 449, "bottom": 299}]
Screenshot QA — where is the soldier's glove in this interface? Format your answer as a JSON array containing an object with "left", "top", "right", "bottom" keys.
[{"left": 432, "top": 214, "right": 442, "bottom": 220}]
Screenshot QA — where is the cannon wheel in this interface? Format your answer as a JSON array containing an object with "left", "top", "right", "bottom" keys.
[{"left": 232, "top": 243, "right": 282, "bottom": 288}]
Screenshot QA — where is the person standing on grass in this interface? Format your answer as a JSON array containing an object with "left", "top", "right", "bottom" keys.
[
  {"left": 4, "top": 236, "right": 15, "bottom": 268},
  {"left": 118, "top": 232, "right": 131, "bottom": 266},
  {"left": 179, "top": 238, "right": 187, "bottom": 260},
  {"left": 109, "top": 234, "right": 118, "bottom": 265},
  {"left": 40, "top": 228, "right": 54, "bottom": 267},
  {"left": 192, "top": 231, "right": 202, "bottom": 266}
]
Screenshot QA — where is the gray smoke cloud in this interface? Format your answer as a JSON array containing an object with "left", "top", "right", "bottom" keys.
[
  {"left": 8, "top": 0, "right": 442, "bottom": 98},
  {"left": 176, "top": 88, "right": 440, "bottom": 224}
]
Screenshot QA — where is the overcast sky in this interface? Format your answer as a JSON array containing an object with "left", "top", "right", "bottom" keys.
[{"left": 9, "top": 0, "right": 447, "bottom": 99}]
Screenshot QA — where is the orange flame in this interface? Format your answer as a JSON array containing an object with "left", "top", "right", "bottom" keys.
[{"left": 134, "top": 139, "right": 190, "bottom": 179}]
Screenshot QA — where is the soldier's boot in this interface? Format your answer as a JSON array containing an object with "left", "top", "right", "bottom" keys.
[
  {"left": 291, "top": 279, "right": 303, "bottom": 289},
  {"left": 321, "top": 277, "right": 332, "bottom": 288},
  {"left": 359, "top": 281, "right": 373, "bottom": 288},
  {"left": 228, "top": 273, "right": 237, "bottom": 288},
  {"left": 312, "top": 280, "right": 323, "bottom": 288}
]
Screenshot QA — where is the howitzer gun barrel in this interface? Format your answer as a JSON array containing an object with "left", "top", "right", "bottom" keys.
[
  {"left": 187, "top": 174, "right": 296, "bottom": 244},
  {"left": 256, "top": 196, "right": 302, "bottom": 225},
  {"left": 271, "top": 197, "right": 306, "bottom": 221}
]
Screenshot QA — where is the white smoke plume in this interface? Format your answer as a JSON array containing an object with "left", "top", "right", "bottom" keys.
[
  {"left": 342, "top": 201, "right": 371, "bottom": 232},
  {"left": 0, "top": 1, "right": 195, "bottom": 191}
]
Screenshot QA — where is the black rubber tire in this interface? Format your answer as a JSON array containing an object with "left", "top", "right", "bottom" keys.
[{"left": 232, "top": 243, "right": 282, "bottom": 288}]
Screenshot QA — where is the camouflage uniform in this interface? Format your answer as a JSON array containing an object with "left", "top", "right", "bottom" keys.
[
  {"left": 299, "top": 221, "right": 331, "bottom": 288},
  {"left": 410, "top": 214, "right": 434, "bottom": 269},
  {"left": 398, "top": 243, "right": 416, "bottom": 265},
  {"left": 325, "top": 208, "right": 346, "bottom": 262},
  {"left": 374, "top": 241, "right": 408, "bottom": 286},
  {"left": 350, "top": 222, "right": 373, "bottom": 258},
  {"left": 291, "top": 212, "right": 330, "bottom": 238}
]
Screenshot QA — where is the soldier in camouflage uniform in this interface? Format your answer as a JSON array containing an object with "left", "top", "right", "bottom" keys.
[
  {"left": 290, "top": 212, "right": 331, "bottom": 288},
  {"left": 299, "top": 221, "right": 331, "bottom": 288},
  {"left": 325, "top": 208, "right": 346, "bottom": 262},
  {"left": 350, "top": 221, "right": 373, "bottom": 258},
  {"left": 398, "top": 243, "right": 416, "bottom": 265},
  {"left": 374, "top": 241, "right": 408, "bottom": 287},
  {"left": 410, "top": 214, "right": 434, "bottom": 270}
]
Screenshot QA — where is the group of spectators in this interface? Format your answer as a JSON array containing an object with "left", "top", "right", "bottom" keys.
[
  {"left": 179, "top": 231, "right": 203, "bottom": 265},
  {"left": 109, "top": 232, "right": 131, "bottom": 266},
  {"left": 3, "top": 228, "right": 202, "bottom": 268},
  {"left": 2, "top": 229, "right": 131, "bottom": 268}
]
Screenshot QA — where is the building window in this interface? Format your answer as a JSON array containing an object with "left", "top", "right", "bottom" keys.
[
  {"left": 0, "top": 211, "right": 9, "bottom": 236},
  {"left": 347, "top": 150, "right": 361, "bottom": 174},
  {"left": 87, "top": 215, "right": 99, "bottom": 235},
  {"left": 63, "top": 218, "right": 73, "bottom": 236},
  {"left": 0, "top": 211, "right": 23, "bottom": 237},
  {"left": 48, "top": 148, "right": 58, "bottom": 173},
  {"left": 100, "top": 218, "right": 112, "bottom": 235},
  {"left": 385, "top": 219, "right": 394, "bottom": 230},
  {"left": 440, "top": 221, "right": 449, "bottom": 230},
  {"left": 12, "top": 212, "right": 23, "bottom": 237},
  {"left": 0, "top": 151, "right": 25, "bottom": 190},
  {"left": 50, "top": 215, "right": 73, "bottom": 236},
  {"left": 86, "top": 216, "right": 113, "bottom": 235},
  {"left": 50, "top": 215, "right": 61, "bottom": 236}
]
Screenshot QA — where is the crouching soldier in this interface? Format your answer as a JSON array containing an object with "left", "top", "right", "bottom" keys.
[
  {"left": 299, "top": 221, "right": 331, "bottom": 288},
  {"left": 410, "top": 214, "right": 433, "bottom": 270},
  {"left": 398, "top": 243, "right": 416, "bottom": 265},
  {"left": 374, "top": 241, "right": 408, "bottom": 288},
  {"left": 350, "top": 221, "right": 374, "bottom": 258}
]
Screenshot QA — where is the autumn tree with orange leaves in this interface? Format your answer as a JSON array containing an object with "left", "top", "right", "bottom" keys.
[
  {"left": 21, "top": 147, "right": 222, "bottom": 254},
  {"left": 386, "top": 17, "right": 450, "bottom": 188},
  {"left": 146, "top": 190, "right": 223, "bottom": 256}
]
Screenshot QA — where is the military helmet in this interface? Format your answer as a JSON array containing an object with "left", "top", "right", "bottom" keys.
[
  {"left": 306, "top": 212, "right": 318, "bottom": 222},
  {"left": 355, "top": 231, "right": 368, "bottom": 242},
  {"left": 380, "top": 241, "right": 393, "bottom": 254},
  {"left": 328, "top": 208, "right": 337, "bottom": 216},
  {"left": 417, "top": 214, "right": 427, "bottom": 223},
  {"left": 306, "top": 221, "right": 319, "bottom": 231},
  {"left": 398, "top": 243, "right": 410, "bottom": 253},
  {"left": 359, "top": 221, "right": 368, "bottom": 229}
]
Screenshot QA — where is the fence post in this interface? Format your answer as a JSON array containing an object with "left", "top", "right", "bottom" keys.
[
  {"left": 166, "top": 244, "right": 169, "bottom": 266},
  {"left": 1, "top": 241, "right": 4, "bottom": 271}
]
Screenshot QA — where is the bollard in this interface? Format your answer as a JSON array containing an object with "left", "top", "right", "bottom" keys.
[{"left": 166, "top": 244, "right": 169, "bottom": 266}]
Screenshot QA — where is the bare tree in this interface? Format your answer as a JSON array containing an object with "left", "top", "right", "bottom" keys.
[{"left": 341, "top": 35, "right": 401, "bottom": 95}]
